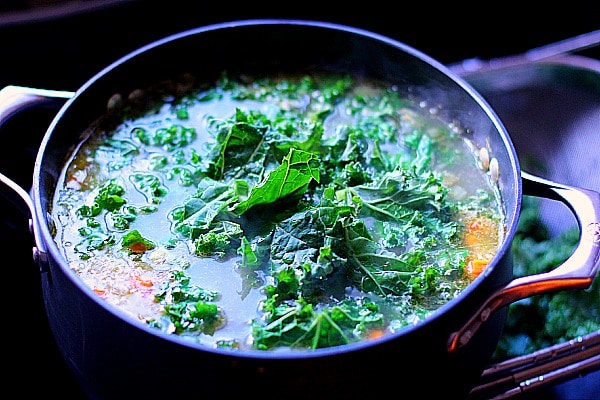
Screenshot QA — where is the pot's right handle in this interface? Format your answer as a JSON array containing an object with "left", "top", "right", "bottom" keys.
[
  {"left": 448, "top": 171, "right": 600, "bottom": 352},
  {"left": 0, "top": 85, "right": 74, "bottom": 265}
]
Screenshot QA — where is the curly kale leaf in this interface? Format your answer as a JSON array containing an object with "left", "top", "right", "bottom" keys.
[
  {"left": 130, "top": 173, "right": 168, "bottom": 204},
  {"left": 269, "top": 204, "right": 355, "bottom": 302},
  {"left": 172, "top": 148, "right": 321, "bottom": 257},
  {"left": 343, "top": 166, "right": 461, "bottom": 255},
  {"left": 205, "top": 108, "right": 270, "bottom": 182},
  {"left": 232, "top": 148, "right": 320, "bottom": 215},
  {"left": 348, "top": 166, "right": 452, "bottom": 220},
  {"left": 172, "top": 178, "right": 240, "bottom": 240},
  {"left": 268, "top": 187, "right": 452, "bottom": 302},
  {"left": 134, "top": 124, "right": 197, "bottom": 151},
  {"left": 252, "top": 297, "right": 384, "bottom": 350},
  {"left": 152, "top": 270, "right": 224, "bottom": 336},
  {"left": 193, "top": 221, "right": 243, "bottom": 258}
]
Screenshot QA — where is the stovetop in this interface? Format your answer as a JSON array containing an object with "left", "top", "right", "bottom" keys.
[{"left": 1, "top": 3, "right": 598, "bottom": 398}]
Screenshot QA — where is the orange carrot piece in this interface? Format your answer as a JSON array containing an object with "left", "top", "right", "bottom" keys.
[{"left": 467, "top": 259, "right": 489, "bottom": 279}]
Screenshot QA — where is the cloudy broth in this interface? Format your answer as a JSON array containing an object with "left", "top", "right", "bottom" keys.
[{"left": 52, "top": 72, "right": 504, "bottom": 351}]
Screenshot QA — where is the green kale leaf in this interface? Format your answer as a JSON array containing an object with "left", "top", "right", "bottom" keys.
[
  {"left": 232, "top": 148, "right": 320, "bottom": 215},
  {"left": 252, "top": 297, "right": 384, "bottom": 350}
]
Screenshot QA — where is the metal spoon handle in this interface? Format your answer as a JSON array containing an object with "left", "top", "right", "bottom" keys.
[
  {"left": 449, "top": 30, "right": 600, "bottom": 75},
  {"left": 468, "top": 330, "right": 600, "bottom": 399}
]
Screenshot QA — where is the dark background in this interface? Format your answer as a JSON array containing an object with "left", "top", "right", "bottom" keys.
[{"left": 1, "top": 1, "right": 598, "bottom": 398}]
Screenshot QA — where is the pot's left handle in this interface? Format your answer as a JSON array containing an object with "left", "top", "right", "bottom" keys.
[
  {"left": 0, "top": 85, "right": 73, "bottom": 121},
  {"left": 448, "top": 171, "right": 600, "bottom": 352},
  {"left": 0, "top": 85, "right": 74, "bottom": 266}
]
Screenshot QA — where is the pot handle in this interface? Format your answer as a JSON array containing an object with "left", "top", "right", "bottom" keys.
[
  {"left": 0, "top": 85, "right": 74, "bottom": 265},
  {"left": 0, "top": 85, "right": 73, "bottom": 121},
  {"left": 448, "top": 171, "right": 600, "bottom": 352}
]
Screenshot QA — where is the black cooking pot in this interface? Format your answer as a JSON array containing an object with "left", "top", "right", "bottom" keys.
[{"left": 1, "top": 20, "right": 599, "bottom": 399}]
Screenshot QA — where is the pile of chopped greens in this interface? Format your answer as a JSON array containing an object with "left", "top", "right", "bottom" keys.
[
  {"left": 168, "top": 75, "right": 479, "bottom": 350},
  {"left": 492, "top": 196, "right": 600, "bottom": 361}
]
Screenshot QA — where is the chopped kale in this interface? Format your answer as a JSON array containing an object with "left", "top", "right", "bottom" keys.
[{"left": 57, "top": 73, "right": 503, "bottom": 350}]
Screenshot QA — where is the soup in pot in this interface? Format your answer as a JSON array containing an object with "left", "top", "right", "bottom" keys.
[{"left": 52, "top": 72, "right": 505, "bottom": 351}]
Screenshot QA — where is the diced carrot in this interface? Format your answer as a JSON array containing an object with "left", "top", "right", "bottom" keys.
[
  {"left": 468, "top": 219, "right": 486, "bottom": 231},
  {"left": 94, "top": 288, "right": 107, "bottom": 297},
  {"left": 134, "top": 276, "right": 154, "bottom": 288},
  {"left": 129, "top": 242, "right": 150, "bottom": 254},
  {"left": 464, "top": 232, "right": 478, "bottom": 246},
  {"left": 467, "top": 259, "right": 489, "bottom": 279},
  {"left": 139, "top": 278, "right": 154, "bottom": 287},
  {"left": 368, "top": 329, "right": 385, "bottom": 340}
]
